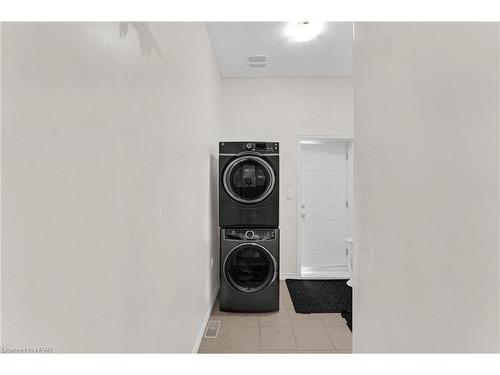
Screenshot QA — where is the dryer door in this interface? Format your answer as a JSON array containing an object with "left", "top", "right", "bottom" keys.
[
  {"left": 224, "top": 243, "right": 277, "bottom": 294},
  {"left": 223, "top": 155, "right": 275, "bottom": 204}
]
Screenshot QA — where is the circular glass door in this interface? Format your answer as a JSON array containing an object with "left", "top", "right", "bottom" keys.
[
  {"left": 224, "top": 244, "right": 277, "bottom": 294},
  {"left": 222, "top": 155, "right": 275, "bottom": 204}
]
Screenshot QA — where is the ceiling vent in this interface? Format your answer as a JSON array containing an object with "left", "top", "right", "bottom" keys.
[{"left": 248, "top": 55, "right": 268, "bottom": 67}]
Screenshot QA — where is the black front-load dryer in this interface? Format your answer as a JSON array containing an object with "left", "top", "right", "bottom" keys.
[
  {"left": 220, "top": 228, "right": 279, "bottom": 312},
  {"left": 219, "top": 141, "right": 279, "bottom": 228}
]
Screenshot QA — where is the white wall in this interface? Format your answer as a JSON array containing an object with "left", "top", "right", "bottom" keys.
[
  {"left": 0, "top": 22, "right": 2, "bottom": 349},
  {"left": 497, "top": 23, "right": 500, "bottom": 353},
  {"left": 220, "top": 78, "right": 353, "bottom": 276},
  {"left": 353, "top": 23, "right": 499, "bottom": 352},
  {"left": 1, "top": 23, "right": 220, "bottom": 353}
]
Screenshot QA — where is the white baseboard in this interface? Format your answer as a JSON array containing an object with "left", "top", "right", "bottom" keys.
[
  {"left": 301, "top": 273, "right": 350, "bottom": 279},
  {"left": 192, "top": 286, "right": 219, "bottom": 353},
  {"left": 299, "top": 266, "right": 351, "bottom": 280},
  {"left": 280, "top": 273, "right": 299, "bottom": 280},
  {"left": 280, "top": 272, "right": 351, "bottom": 280}
]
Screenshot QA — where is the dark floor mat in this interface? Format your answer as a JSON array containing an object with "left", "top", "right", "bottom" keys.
[
  {"left": 286, "top": 279, "right": 352, "bottom": 330},
  {"left": 341, "top": 310, "right": 352, "bottom": 331}
]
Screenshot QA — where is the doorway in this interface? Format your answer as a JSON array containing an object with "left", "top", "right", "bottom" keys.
[{"left": 297, "top": 136, "right": 353, "bottom": 279}]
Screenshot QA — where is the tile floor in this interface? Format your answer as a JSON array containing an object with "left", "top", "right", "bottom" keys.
[{"left": 198, "top": 281, "right": 352, "bottom": 354}]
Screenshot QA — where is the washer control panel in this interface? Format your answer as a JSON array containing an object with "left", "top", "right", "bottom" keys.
[
  {"left": 220, "top": 141, "right": 279, "bottom": 154},
  {"left": 225, "top": 228, "right": 276, "bottom": 241}
]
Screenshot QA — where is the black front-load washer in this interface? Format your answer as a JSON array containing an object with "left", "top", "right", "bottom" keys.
[
  {"left": 220, "top": 228, "right": 279, "bottom": 312},
  {"left": 219, "top": 141, "right": 279, "bottom": 228}
]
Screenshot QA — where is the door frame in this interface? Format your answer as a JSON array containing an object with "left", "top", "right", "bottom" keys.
[{"left": 296, "top": 135, "right": 353, "bottom": 279}]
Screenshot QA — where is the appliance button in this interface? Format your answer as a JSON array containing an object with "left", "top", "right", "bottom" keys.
[
  {"left": 245, "top": 143, "right": 253, "bottom": 150},
  {"left": 245, "top": 230, "right": 255, "bottom": 239}
]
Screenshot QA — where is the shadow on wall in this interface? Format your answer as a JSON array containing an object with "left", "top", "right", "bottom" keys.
[
  {"left": 209, "top": 154, "right": 220, "bottom": 293},
  {"left": 119, "top": 22, "right": 164, "bottom": 58}
]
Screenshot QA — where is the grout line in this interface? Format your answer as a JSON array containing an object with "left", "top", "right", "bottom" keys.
[
  {"left": 258, "top": 316, "right": 262, "bottom": 353},
  {"left": 321, "top": 315, "right": 345, "bottom": 352},
  {"left": 326, "top": 326, "right": 339, "bottom": 352},
  {"left": 290, "top": 322, "right": 300, "bottom": 351},
  {"left": 321, "top": 316, "right": 336, "bottom": 351}
]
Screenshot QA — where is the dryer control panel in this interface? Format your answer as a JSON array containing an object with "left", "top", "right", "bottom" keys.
[
  {"left": 220, "top": 141, "right": 279, "bottom": 154},
  {"left": 225, "top": 228, "right": 276, "bottom": 241}
]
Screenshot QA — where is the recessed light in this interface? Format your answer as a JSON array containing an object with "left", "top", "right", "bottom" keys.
[
  {"left": 248, "top": 55, "right": 268, "bottom": 67},
  {"left": 285, "top": 22, "right": 324, "bottom": 42}
]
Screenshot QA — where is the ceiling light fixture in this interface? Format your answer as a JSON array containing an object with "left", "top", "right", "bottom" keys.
[
  {"left": 285, "top": 22, "right": 324, "bottom": 42},
  {"left": 248, "top": 54, "right": 268, "bottom": 67}
]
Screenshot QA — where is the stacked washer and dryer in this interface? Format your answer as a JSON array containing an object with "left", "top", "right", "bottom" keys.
[{"left": 218, "top": 141, "right": 280, "bottom": 312}]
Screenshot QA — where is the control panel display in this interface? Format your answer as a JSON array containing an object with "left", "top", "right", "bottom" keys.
[
  {"left": 219, "top": 142, "right": 279, "bottom": 154},
  {"left": 241, "top": 142, "right": 278, "bottom": 153},
  {"left": 225, "top": 228, "right": 276, "bottom": 241}
]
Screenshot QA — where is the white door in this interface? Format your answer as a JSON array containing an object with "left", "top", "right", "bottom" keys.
[{"left": 299, "top": 140, "right": 349, "bottom": 278}]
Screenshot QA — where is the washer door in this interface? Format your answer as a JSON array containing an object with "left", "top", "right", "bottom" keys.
[
  {"left": 224, "top": 243, "right": 277, "bottom": 294},
  {"left": 223, "top": 155, "right": 275, "bottom": 204}
]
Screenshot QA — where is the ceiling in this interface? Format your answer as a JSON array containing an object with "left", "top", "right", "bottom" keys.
[{"left": 206, "top": 22, "right": 353, "bottom": 78}]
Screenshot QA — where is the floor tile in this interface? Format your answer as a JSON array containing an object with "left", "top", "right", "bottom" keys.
[
  {"left": 223, "top": 313, "right": 260, "bottom": 327},
  {"left": 198, "top": 324, "right": 260, "bottom": 353},
  {"left": 280, "top": 281, "right": 290, "bottom": 294},
  {"left": 210, "top": 301, "right": 229, "bottom": 317},
  {"left": 293, "top": 326, "right": 335, "bottom": 351},
  {"left": 280, "top": 287, "right": 292, "bottom": 299},
  {"left": 259, "top": 310, "right": 291, "bottom": 327},
  {"left": 314, "top": 313, "right": 346, "bottom": 327},
  {"left": 299, "top": 349, "right": 338, "bottom": 353},
  {"left": 279, "top": 292, "right": 294, "bottom": 310},
  {"left": 260, "top": 326, "right": 298, "bottom": 352},
  {"left": 288, "top": 311, "right": 323, "bottom": 327},
  {"left": 200, "top": 282, "right": 351, "bottom": 354},
  {"left": 326, "top": 326, "right": 352, "bottom": 351}
]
